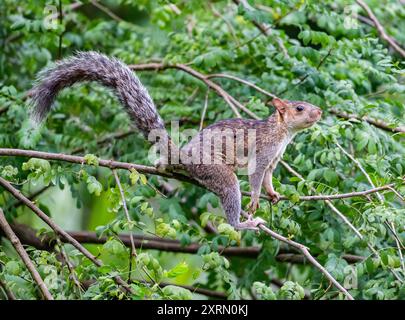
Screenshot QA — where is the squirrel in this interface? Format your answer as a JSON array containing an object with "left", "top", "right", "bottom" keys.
[{"left": 28, "top": 51, "right": 322, "bottom": 231}]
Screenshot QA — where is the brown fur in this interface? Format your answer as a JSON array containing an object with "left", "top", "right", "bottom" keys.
[{"left": 29, "top": 52, "right": 322, "bottom": 230}]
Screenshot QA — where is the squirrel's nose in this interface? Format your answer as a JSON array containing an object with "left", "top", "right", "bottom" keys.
[{"left": 310, "top": 108, "right": 322, "bottom": 118}]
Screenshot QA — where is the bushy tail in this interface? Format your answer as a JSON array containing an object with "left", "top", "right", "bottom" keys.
[{"left": 29, "top": 51, "right": 166, "bottom": 138}]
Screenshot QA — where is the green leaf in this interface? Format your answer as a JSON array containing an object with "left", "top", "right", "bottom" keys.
[
  {"left": 162, "top": 285, "right": 192, "bottom": 300},
  {"left": 323, "top": 169, "right": 338, "bottom": 185},
  {"left": 5, "top": 261, "right": 21, "bottom": 275},
  {"left": 165, "top": 261, "right": 189, "bottom": 278},
  {"left": 87, "top": 176, "right": 103, "bottom": 196},
  {"left": 84, "top": 154, "right": 99, "bottom": 166}
]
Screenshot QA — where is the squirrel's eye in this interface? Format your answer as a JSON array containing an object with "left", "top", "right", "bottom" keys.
[{"left": 296, "top": 105, "right": 304, "bottom": 112}]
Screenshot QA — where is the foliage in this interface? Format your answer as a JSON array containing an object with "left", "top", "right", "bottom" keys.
[{"left": 0, "top": 0, "right": 404, "bottom": 300}]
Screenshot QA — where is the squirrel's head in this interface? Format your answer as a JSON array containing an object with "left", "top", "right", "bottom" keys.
[{"left": 271, "top": 98, "right": 322, "bottom": 132}]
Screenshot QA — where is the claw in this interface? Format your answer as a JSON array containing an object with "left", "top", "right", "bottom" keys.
[
  {"left": 236, "top": 216, "right": 266, "bottom": 231},
  {"left": 247, "top": 198, "right": 260, "bottom": 214},
  {"left": 267, "top": 191, "right": 280, "bottom": 204}
]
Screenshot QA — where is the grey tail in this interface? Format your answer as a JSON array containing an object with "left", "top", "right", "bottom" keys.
[{"left": 29, "top": 51, "right": 166, "bottom": 138}]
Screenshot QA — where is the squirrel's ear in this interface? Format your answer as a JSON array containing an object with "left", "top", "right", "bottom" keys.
[{"left": 272, "top": 98, "right": 288, "bottom": 114}]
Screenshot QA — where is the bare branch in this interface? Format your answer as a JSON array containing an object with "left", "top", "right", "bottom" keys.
[
  {"left": 1, "top": 148, "right": 401, "bottom": 204},
  {"left": 55, "top": 239, "right": 83, "bottom": 295},
  {"left": 5, "top": 223, "right": 365, "bottom": 264},
  {"left": 0, "top": 148, "right": 195, "bottom": 185},
  {"left": 200, "top": 90, "right": 209, "bottom": 131},
  {"left": 280, "top": 160, "right": 380, "bottom": 254},
  {"left": 90, "top": 0, "right": 125, "bottom": 23},
  {"left": 208, "top": 2, "right": 240, "bottom": 46},
  {"left": 0, "top": 207, "right": 53, "bottom": 300},
  {"left": 206, "top": 73, "right": 277, "bottom": 99},
  {"left": 331, "top": 109, "right": 405, "bottom": 134},
  {"left": 337, "top": 142, "right": 405, "bottom": 272},
  {"left": 0, "top": 178, "right": 134, "bottom": 295},
  {"left": 336, "top": 143, "right": 383, "bottom": 202},
  {"left": 243, "top": 182, "right": 400, "bottom": 202},
  {"left": 112, "top": 169, "right": 136, "bottom": 281},
  {"left": 232, "top": 0, "right": 290, "bottom": 58},
  {"left": 81, "top": 278, "right": 227, "bottom": 299},
  {"left": 129, "top": 62, "right": 258, "bottom": 118},
  {"left": 240, "top": 211, "right": 354, "bottom": 300},
  {"left": 0, "top": 278, "right": 16, "bottom": 300},
  {"left": 356, "top": 0, "right": 405, "bottom": 58}
]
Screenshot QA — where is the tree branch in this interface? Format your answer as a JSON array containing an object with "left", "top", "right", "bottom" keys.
[
  {"left": 0, "top": 177, "right": 134, "bottom": 295},
  {"left": 158, "top": 281, "right": 227, "bottom": 299},
  {"left": 4, "top": 223, "right": 365, "bottom": 264},
  {"left": 206, "top": 73, "right": 277, "bottom": 99},
  {"left": 336, "top": 142, "right": 405, "bottom": 273},
  {"left": 0, "top": 208, "right": 53, "bottom": 300},
  {"left": 232, "top": 0, "right": 290, "bottom": 58},
  {"left": 81, "top": 278, "right": 227, "bottom": 299},
  {"left": 1, "top": 148, "right": 400, "bottom": 204},
  {"left": 280, "top": 160, "right": 380, "bottom": 253},
  {"left": 240, "top": 211, "right": 354, "bottom": 300},
  {"left": 128, "top": 62, "right": 266, "bottom": 119},
  {"left": 0, "top": 278, "right": 16, "bottom": 300},
  {"left": 90, "top": 0, "right": 125, "bottom": 23},
  {"left": 113, "top": 169, "right": 164, "bottom": 290},
  {"left": 0, "top": 148, "right": 196, "bottom": 185},
  {"left": 330, "top": 109, "right": 405, "bottom": 134},
  {"left": 0, "top": 150, "right": 357, "bottom": 298},
  {"left": 243, "top": 182, "right": 400, "bottom": 202},
  {"left": 356, "top": 0, "right": 405, "bottom": 58}
]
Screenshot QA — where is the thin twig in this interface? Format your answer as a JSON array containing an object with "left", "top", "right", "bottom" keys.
[
  {"left": 280, "top": 160, "right": 376, "bottom": 250},
  {"left": 129, "top": 62, "right": 246, "bottom": 118},
  {"left": 0, "top": 178, "right": 134, "bottom": 294},
  {"left": 232, "top": 0, "right": 291, "bottom": 57},
  {"left": 112, "top": 169, "right": 136, "bottom": 281},
  {"left": 55, "top": 238, "right": 83, "bottom": 296},
  {"left": 0, "top": 208, "right": 53, "bottom": 300},
  {"left": 206, "top": 73, "right": 277, "bottom": 99},
  {"left": 278, "top": 48, "right": 333, "bottom": 96},
  {"left": 243, "top": 182, "right": 400, "bottom": 202},
  {"left": 1, "top": 148, "right": 400, "bottom": 204},
  {"left": 356, "top": 0, "right": 405, "bottom": 57},
  {"left": 336, "top": 142, "right": 383, "bottom": 202},
  {"left": 5, "top": 222, "right": 366, "bottom": 264},
  {"left": 112, "top": 170, "right": 163, "bottom": 292},
  {"left": 57, "top": 0, "right": 63, "bottom": 59},
  {"left": 240, "top": 211, "right": 354, "bottom": 300},
  {"left": 200, "top": 90, "right": 209, "bottom": 130},
  {"left": 337, "top": 142, "right": 405, "bottom": 273},
  {"left": 330, "top": 109, "right": 405, "bottom": 134},
  {"left": 208, "top": 2, "right": 240, "bottom": 45},
  {"left": 49, "top": 1, "right": 84, "bottom": 20},
  {"left": 90, "top": 0, "right": 125, "bottom": 23},
  {"left": 0, "top": 278, "right": 16, "bottom": 300}
]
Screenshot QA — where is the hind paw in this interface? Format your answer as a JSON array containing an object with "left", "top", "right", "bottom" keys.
[{"left": 236, "top": 215, "right": 266, "bottom": 231}]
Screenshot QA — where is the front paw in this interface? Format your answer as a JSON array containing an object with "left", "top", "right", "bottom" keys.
[
  {"left": 267, "top": 191, "right": 280, "bottom": 204},
  {"left": 247, "top": 198, "right": 260, "bottom": 214},
  {"left": 155, "top": 159, "right": 169, "bottom": 172}
]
